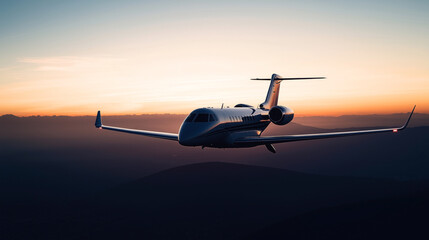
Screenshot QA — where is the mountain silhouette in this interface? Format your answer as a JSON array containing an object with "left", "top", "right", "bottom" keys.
[
  {"left": 3, "top": 162, "right": 424, "bottom": 240},
  {"left": 246, "top": 190, "right": 429, "bottom": 239}
]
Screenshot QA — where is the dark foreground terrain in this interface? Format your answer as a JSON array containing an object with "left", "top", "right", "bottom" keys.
[
  {"left": 0, "top": 114, "right": 428, "bottom": 239},
  {"left": 2, "top": 162, "right": 429, "bottom": 240},
  {"left": 247, "top": 190, "right": 429, "bottom": 240}
]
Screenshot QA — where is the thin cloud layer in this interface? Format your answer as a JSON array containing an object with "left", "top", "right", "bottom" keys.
[{"left": 18, "top": 56, "right": 125, "bottom": 72}]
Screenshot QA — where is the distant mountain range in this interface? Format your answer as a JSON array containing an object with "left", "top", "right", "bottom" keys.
[
  {"left": 2, "top": 112, "right": 428, "bottom": 129},
  {"left": 294, "top": 112, "right": 429, "bottom": 129}
]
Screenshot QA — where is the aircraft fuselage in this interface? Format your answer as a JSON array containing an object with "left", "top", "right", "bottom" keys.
[{"left": 178, "top": 107, "right": 270, "bottom": 148}]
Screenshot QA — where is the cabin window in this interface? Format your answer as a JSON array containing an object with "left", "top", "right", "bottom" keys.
[
  {"left": 194, "top": 113, "right": 209, "bottom": 122},
  {"left": 185, "top": 113, "right": 196, "bottom": 122}
]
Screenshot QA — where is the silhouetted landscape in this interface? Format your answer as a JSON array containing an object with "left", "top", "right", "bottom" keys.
[{"left": 1, "top": 113, "right": 428, "bottom": 239}]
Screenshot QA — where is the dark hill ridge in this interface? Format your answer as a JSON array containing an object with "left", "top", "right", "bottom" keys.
[
  {"left": 3, "top": 162, "right": 429, "bottom": 239},
  {"left": 4, "top": 162, "right": 422, "bottom": 240},
  {"left": 246, "top": 190, "right": 429, "bottom": 240},
  {"left": 98, "top": 162, "right": 401, "bottom": 209}
]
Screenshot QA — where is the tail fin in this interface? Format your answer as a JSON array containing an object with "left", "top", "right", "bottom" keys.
[
  {"left": 258, "top": 73, "right": 282, "bottom": 109},
  {"left": 252, "top": 74, "right": 325, "bottom": 109}
]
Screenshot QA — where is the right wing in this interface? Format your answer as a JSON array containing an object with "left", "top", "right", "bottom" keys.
[
  {"left": 94, "top": 111, "right": 178, "bottom": 141},
  {"left": 235, "top": 105, "right": 416, "bottom": 146}
]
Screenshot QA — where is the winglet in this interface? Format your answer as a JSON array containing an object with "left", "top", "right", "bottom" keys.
[
  {"left": 95, "top": 111, "right": 102, "bottom": 128},
  {"left": 399, "top": 105, "right": 416, "bottom": 130}
]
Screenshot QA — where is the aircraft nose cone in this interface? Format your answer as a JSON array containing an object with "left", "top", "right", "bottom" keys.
[
  {"left": 178, "top": 124, "right": 197, "bottom": 146},
  {"left": 179, "top": 121, "right": 213, "bottom": 146},
  {"left": 178, "top": 133, "right": 194, "bottom": 146}
]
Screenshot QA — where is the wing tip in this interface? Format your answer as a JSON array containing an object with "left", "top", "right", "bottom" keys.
[
  {"left": 399, "top": 105, "right": 416, "bottom": 130},
  {"left": 95, "top": 110, "right": 102, "bottom": 128}
]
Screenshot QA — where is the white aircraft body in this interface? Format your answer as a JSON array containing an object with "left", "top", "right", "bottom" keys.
[{"left": 95, "top": 74, "right": 415, "bottom": 153}]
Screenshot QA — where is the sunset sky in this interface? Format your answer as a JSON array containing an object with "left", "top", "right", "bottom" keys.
[{"left": 0, "top": 0, "right": 428, "bottom": 116}]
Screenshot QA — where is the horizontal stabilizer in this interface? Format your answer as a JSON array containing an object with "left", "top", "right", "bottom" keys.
[{"left": 251, "top": 77, "right": 325, "bottom": 80}]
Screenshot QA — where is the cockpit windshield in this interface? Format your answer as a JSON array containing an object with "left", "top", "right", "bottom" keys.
[
  {"left": 194, "top": 114, "right": 209, "bottom": 122},
  {"left": 186, "top": 113, "right": 217, "bottom": 122},
  {"left": 185, "top": 113, "right": 196, "bottom": 122}
]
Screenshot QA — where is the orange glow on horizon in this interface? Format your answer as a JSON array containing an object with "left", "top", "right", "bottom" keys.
[
  {"left": 1, "top": 2, "right": 428, "bottom": 117},
  {"left": 2, "top": 101, "right": 425, "bottom": 118}
]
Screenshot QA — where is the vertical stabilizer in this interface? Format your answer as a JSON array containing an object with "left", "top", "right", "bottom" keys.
[{"left": 259, "top": 73, "right": 282, "bottom": 109}]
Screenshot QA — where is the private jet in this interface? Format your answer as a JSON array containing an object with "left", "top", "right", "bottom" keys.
[{"left": 95, "top": 74, "right": 415, "bottom": 153}]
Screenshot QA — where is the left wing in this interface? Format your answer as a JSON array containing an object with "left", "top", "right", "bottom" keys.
[
  {"left": 94, "top": 111, "right": 178, "bottom": 141},
  {"left": 235, "top": 105, "right": 415, "bottom": 146}
]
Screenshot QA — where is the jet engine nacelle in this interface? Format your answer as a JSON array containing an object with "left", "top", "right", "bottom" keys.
[{"left": 268, "top": 106, "right": 294, "bottom": 125}]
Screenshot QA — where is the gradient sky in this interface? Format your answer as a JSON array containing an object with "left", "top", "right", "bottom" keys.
[{"left": 1, "top": 0, "right": 428, "bottom": 116}]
